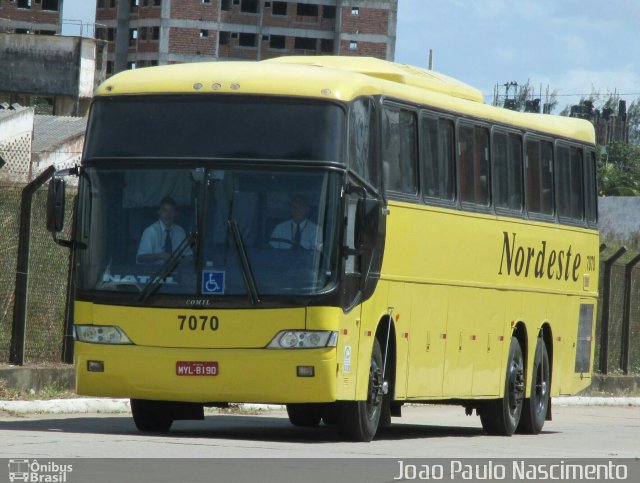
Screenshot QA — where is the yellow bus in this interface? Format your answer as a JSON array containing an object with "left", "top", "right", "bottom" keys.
[{"left": 47, "top": 56, "right": 599, "bottom": 442}]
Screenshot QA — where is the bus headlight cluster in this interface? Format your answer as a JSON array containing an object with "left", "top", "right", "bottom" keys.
[
  {"left": 267, "top": 331, "right": 338, "bottom": 349},
  {"left": 75, "top": 325, "right": 133, "bottom": 345}
]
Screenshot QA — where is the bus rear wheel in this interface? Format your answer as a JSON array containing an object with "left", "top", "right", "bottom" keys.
[
  {"left": 130, "top": 399, "right": 174, "bottom": 433},
  {"left": 518, "top": 338, "right": 550, "bottom": 434},
  {"left": 480, "top": 336, "right": 525, "bottom": 436},
  {"left": 286, "top": 403, "right": 322, "bottom": 427},
  {"left": 337, "top": 339, "right": 384, "bottom": 442}
]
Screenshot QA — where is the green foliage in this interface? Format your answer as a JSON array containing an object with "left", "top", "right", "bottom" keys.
[
  {"left": 628, "top": 99, "right": 640, "bottom": 146},
  {"left": 597, "top": 142, "right": 640, "bottom": 196}
]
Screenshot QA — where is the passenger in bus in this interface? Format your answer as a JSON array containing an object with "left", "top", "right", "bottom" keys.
[
  {"left": 270, "top": 195, "right": 319, "bottom": 250},
  {"left": 136, "top": 197, "right": 191, "bottom": 264}
]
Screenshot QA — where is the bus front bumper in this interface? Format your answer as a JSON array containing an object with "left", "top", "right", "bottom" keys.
[{"left": 75, "top": 342, "right": 337, "bottom": 403}]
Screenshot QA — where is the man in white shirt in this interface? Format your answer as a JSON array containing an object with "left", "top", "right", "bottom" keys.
[
  {"left": 270, "top": 195, "right": 320, "bottom": 250},
  {"left": 137, "top": 197, "right": 190, "bottom": 264}
]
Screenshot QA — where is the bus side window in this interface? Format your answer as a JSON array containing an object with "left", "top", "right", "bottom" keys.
[
  {"left": 459, "top": 124, "right": 489, "bottom": 206},
  {"left": 421, "top": 115, "right": 455, "bottom": 201},
  {"left": 349, "top": 98, "right": 379, "bottom": 188},
  {"left": 584, "top": 150, "right": 597, "bottom": 224},
  {"left": 526, "top": 139, "right": 554, "bottom": 216},
  {"left": 556, "top": 145, "right": 584, "bottom": 221},
  {"left": 382, "top": 105, "right": 417, "bottom": 195}
]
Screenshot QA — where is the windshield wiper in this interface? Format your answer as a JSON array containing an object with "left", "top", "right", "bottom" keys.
[
  {"left": 227, "top": 219, "right": 260, "bottom": 305},
  {"left": 138, "top": 231, "right": 196, "bottom": 303}
]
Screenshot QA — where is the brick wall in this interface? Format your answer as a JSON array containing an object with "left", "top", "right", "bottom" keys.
[
  {"left": 0, "top": 0, "right": 60, "bottom": 29},
  {"left": 341, "top": 6, "right": 388, "bottom": 35},
  {"left": 169, "top": 27, "right": 217, "bottom": 55},
  {"left": 95, "top": 2, "right": 117, "bottom": 22},
  {"left": 171, "top": 0, "right": 219, "bottom": 21},
  {"left": 339, "top": 40, "right": 387, "bottom": 58}
]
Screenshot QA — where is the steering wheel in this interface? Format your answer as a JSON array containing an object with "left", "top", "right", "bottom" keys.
[{"left": 268, "top": 237, "right": 301, "bottom": 249}]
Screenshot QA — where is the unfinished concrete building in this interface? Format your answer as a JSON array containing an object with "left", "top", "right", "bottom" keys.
[
  {"left": 95, "top": 0, "right": 398, "bottom": 76},
  {"left": 0, "top": 0, "right": 64, "bottom": 35}
]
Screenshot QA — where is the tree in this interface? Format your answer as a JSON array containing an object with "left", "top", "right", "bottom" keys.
[
  {"left": 627, "top": 99, "right": 640, "bottom": 146},
  {"left": 597, "top": 142, "right": 640, "bottom": 196}
]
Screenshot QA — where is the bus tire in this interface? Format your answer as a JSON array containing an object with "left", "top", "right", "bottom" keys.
[
  {"left": 286, "top": 404, "right": 322, "bottom": 427},
  {"left": 480, "top": 336, "right": 525, "bottom": 436},
  {"left": 337, "top": 339, "right": 384, "bottom": 442},
  {"left": 518, "top": 339, "right": 550, "bottom": 434},
  {"left": 130, "top": 399, "right": 173, "bottom": 433}
]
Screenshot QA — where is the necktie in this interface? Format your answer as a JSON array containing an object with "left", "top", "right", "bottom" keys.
[
  {"left": 164, "top": 229, "right": 172, "bottom": 254},
  {"left": 293, "top": 223, "right": 302, "bottom": 247}
]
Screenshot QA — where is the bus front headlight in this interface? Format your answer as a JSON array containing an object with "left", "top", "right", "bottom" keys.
[
  {"left": 75, "top": 325, "right": 133, "bottom": 345},
  {"left": 266, "top": 331, "right": 338, "bottom": 349}
]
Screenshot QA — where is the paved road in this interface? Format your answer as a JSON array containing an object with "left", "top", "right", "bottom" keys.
[{"left": 1, "top": 404, "right": 638, "bottom": 459}]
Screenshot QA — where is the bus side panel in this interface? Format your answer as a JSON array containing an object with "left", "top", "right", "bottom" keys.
[
  {"left": 406, "top": 283, "right": 448, "bottom": 398},
  {"left": 469, "top": 289, "right": 506, "bottom": 397}
]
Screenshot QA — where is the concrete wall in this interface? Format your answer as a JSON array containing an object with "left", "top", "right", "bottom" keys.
[
  {"left": 599, "top": 197, "right": 640, "bottom": 242},
  {"left": 0, "top": 33, "right": 100, "bottom": 98}
]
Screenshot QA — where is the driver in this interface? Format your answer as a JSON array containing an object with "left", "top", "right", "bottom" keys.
[
  {"left": 137, "top": 197, "right": 191, "bottom": 264},
  {"left": 270, "top": 195, "right": 319, "bottom": 250}
]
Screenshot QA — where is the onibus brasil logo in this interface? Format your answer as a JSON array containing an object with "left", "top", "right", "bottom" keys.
[{"left": 8, "top": 459, "right": 73, "bottom": 482}]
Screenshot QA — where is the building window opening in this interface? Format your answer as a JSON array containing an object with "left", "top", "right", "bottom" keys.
[
  {"left": 219, "top": 31, "right": 230, "bottom": 45},
  {"left": 221, "top": 0, "right": 231, "bottom": 10},
  {"left": 17, "top": 0, "right": 32, "bottom": 9},
  {"left": 349, "top": 40, "right": 358, "bottom": 50},
  {"left": 297, "top": 3, "right": 318, "bottom": 17},
  {"left": 294, "top": 37, "right": 317, "bottom": 51},
  {"left": 200, "top": 29, "right": 209, "bottom": 38},
  {"left": 320, "top": 38, "right": 333, "bottom": 53},
  {"left": 322, "top": 6, "right": 336, "bottom": 19},
  {"left": 271, "top": 1, "right": 287, "bottom": 15},
  {"left": 269, "top": 35, "right": 285, "bottom": 49},
  {"left": 128, "top": 61, "right": 137, "bottom": 70},
  {"left": 42, "top": 0, "right": 60, "bottom": 10},
  {"left": 241, "top": 0, "right": 258, "bottom": 13},
  {"left": 152, "top": 26, "right": 160, "bottom": 40},
  {"left": 351, "top": 7, "right": 359, "bottom": 15},
  {"left": 129, "top": 28, "right": 138, "bottom": 46},
  {"left": 238, "top": 32, "right": 257, "bottom": 47}
]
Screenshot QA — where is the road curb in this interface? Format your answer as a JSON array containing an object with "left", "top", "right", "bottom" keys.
[{"left": 1, "top": 397, "right": 637, "bottom": 415}]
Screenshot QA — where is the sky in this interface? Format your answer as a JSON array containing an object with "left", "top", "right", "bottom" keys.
[{"left": 62, "top": 0, "right": 640, "bottom": 111}]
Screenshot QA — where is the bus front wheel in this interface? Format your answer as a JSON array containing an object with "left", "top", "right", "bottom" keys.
[
  {"left": 337, "top": 339, "right": 384, "bottom": 442},
  {"left": 130, "top": 399, "right": 174, "bottom": 433},
  {"left": 286, "top": 403, "right": 322, "bottom": 427},
  {"left": 480, "top": 336, "right": 525, "bottom": 436}
]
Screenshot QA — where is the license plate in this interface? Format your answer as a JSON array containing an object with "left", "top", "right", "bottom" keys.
[{"left": 176, "top": 361, "right": 219, "bottom": 376}]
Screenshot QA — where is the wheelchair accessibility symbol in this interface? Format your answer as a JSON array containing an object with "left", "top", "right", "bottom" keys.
[{"left": 202, "top": 270, "right": 225, "bottom": 294}]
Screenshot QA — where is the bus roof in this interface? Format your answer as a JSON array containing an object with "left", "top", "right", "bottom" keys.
[{"left": 96, "top": 56, "right": 595, "bottom": 144}]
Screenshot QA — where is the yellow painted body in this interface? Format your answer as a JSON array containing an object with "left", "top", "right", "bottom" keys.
[
  {"left": 77, "top": 57, "right": 598, "bottom": 404},
  {"left": 75, "top": 203, "right": 598, "bottom": 402}
]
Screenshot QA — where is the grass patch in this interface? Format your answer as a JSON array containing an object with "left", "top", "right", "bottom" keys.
[{"left": 0, "top": 378, "right": 76, "bottom": 401}]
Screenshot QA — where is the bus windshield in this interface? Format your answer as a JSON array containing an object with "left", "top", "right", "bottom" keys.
[
  {"left": 84, "top": 96, "right": 344, "bottom": 161},
  {"left": 75, "top": 167, "right": 341, "bottom": 302}
]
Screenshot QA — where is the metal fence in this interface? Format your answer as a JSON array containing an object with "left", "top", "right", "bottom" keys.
[
  {"left": 1, "top": 181, "right": 640, "bottom": 375},
  {"left": 0, "top": 179, "right": 74, "bottom": 364},
  {"left": 596, "top": 245, "right": 640, "bottom": 375}
]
